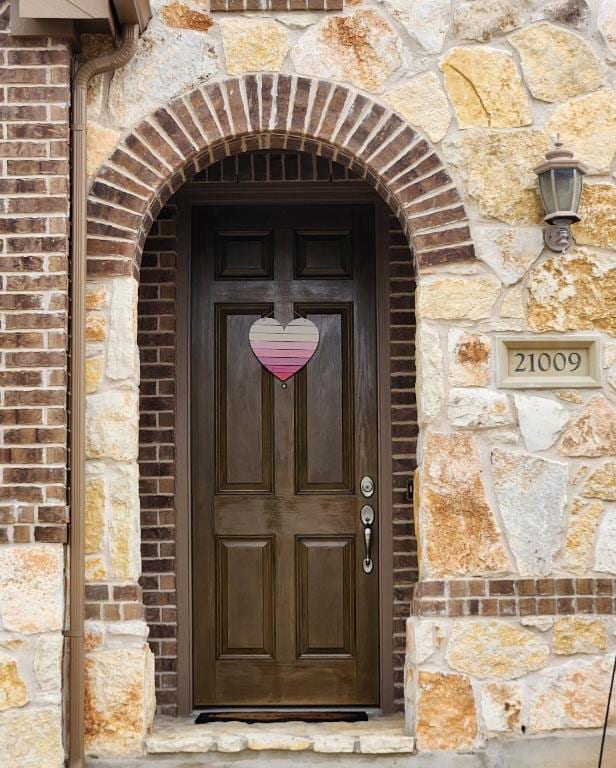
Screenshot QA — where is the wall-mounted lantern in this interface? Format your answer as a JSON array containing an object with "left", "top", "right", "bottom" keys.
[{"left": 534, "top": 140, "right": 587, "bottom": 253}]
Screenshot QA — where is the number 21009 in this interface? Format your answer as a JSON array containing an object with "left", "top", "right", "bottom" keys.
[{"left": 513, "top": 351, "right": 582, "bottom": 374}]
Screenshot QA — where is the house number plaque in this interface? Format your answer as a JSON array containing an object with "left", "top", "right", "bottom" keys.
[{"left": 496, "top": 335, "right": 602, "bottom": 389}]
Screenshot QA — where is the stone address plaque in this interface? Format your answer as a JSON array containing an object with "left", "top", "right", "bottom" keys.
[{"left": 496, "top": 335, "right": 602, "bottom": 389}]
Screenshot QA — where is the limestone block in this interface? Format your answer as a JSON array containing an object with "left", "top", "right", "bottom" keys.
[
  {"left": 105, "top": 620, "right": 149, "bottom": 650},
  {"left": 446, "top": 621, "right": 549, "bottom": 679},
  {"left": 85, "top": 646, "right": 155, "bottom": 758},
  {"left": 246, "top": 733, "right": 311, "bottom": 750},
  {"left": 161, "top": 1, "right": 212, "bottom": 32},
  {"left": 291, "top": 11, "right": 401, "bottom": 93},
  {"left": 528, "top": 659, "right": 616, "bottom": 731},
  {"left": 582, "top": 462, "right": 616, "bottom": 501},
  {"left": 416, "top": 671, "right": 477, "bottom": 751},
  {"left": 147, "top": 730, "right": 214, "bottom": 752},
  {"left": 480, "top": 681, "right": 522, "bottom": 732},
  {"left": 440, "top": 47, "right": 531, "bottom": 129},
  {"left": 474, "top": 227, "right": 543, "bottom": 286},
  {"left": 560, "top": 395, "right": 616, "bottom": 457},
  {"left": 86, "top": 391, "right": 139, "bottom": 461},
  {"left": 384, "top": 72, "right": 451, "bottom": 142},
  {"left": 521, "top": 616, "right": 553, "bottom": 631},
  {"left": 406, "top": 618, "right": 443, "bottom": 665},
  {"left": 0, "top": 546, "right": 63, "bottom": 634},
  {"left": 106, "top": 18, "right": 217, "bottom": 129},
  {"left": 109, "top": 463, "right": 141, "bottom": 582},
  {"left": 443, "top": 129, "right": 546, "bottom": 224},
  {"left": 557, "top": 390, "right": 583, "bottom": 405},
  {"left": 86, "top": 555, "right": 107, "bottom": 582},
  {"left": 492, "top": 448, "right": 568, "bottom": 575},
  {"left": 84, "top": 622, "right": 104, "bottom": 651},
  {"left": 598, "top": 0, "right": 616, "bottom": 60},
  {"left": 509, "top": 22, "right": 605, "bottom": 102},
  {"left": 595, "top": 507, "right": 616, "bottom": 574},
  {"left": 86, "top": 283, "right": 108, "bottom": 310},
  {"left": 85, "top": 477, "right": 105, "bottom": 554},
  {"left": 417, "top": 277, "right": 501, "bottom": 320},
  {"left": 573, "top": 183, "right": 616, "bottom": 248},
  {"left": 416, "top": 324, "right": 443, "bottom": 425},
  {"left": 452, "top": 0, "right": 529, "bottom": 41},
  {"left": 500, "top": 286, "right": 524, "bottom": 319},
  {"left": 312, "top": 734, "right": 355, "bottom": 752},
  {"left": 86, "top": 355, "right": 103, "bottom": 394},
  {"left": 0, "top": 707, "right": 63, "bottom": 768},
  {"left": 86, "top": 310, "right": 106, "bottom": 342},
  {"left": 0, "top": 660, "right": 28, "bottom": 711},
  {"left": 535, "top": 0, "right": 591, "bottom": 29},
  {"left": 553, "top": 617, "right": 608, "bottom": 655},
  {"left": 449, "top": 388, "right": 514, "bottom": 429},
  {"left": 546, "top": 91, "right": 616, "bottom": 175},
  {"left": 221, "top": 19, "right": 289, "bottom": 76},
  {"left": 421, "top": 432, "right": 508, "bottom": 576},
  {"left": 560, "top": 498, "right": 603, "bottom": 574},
  {"left": 448, "top": 330, "right": 491, "bottom": 387},
  {"left": 384, "top": 0, "right": 449, "bottom": 54},
  {"left": 107, "top": 278, "right": 139, "bottom": 382},
  {"left": 86, "top": 122, "right": 121, "bottom": 178},
  {"left": 33, "top": 634, "right": 63, "bottom": 692},
  {"left": 217, "top": 734, "right": 247, "bottom": 752},
  {"left": 526, "top": 249, "right": 616, "bottom": 335},
  {"left": 514, "top": 394, "right": 570, "bottom": 452},
  {"left": 358, "top": 734, "right": 414, "bottom": 753}
]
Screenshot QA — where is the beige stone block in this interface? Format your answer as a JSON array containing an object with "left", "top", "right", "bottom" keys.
[
  {"left": 85, "top": 478, "right": 105, "bottom": 554},
  {"left": 582, "top": 462, "right": 616, "bottom": 501},
  {"left": 446, "top": 620, "right": 549, "bottom": 679},
  {"left": 216, "top": 734, "right": 247, "bottom": 752},
  {"left": 514, "top": 394, "right": 570, "bottom": 453},
  {"left": 87, "top": 122, "right": 121, "bottom": 178},
  {"left": 147, "top": 729, "right": 214, "bottom": 753},
  {"left": 33, "top": 634, "right": 63, "bottom": 692},
  {"left": 220, "top": 19, "right": 289, "bottom": 76},
  {"left": 384, "top": 71, "right": 451, "bottom": 142},
  {"left": 595, "top": 507, "right": 616, "bottom": 574},
  {"left": 0, "top": 660, "right": 28, "bottom": 711},
  {"left": 86, "top": 355, "right": 103, "bottom": 394},
  {"left": 500, "top": 286, "right": 524, "bottom": 319},
  {"left": 84, "top": 622, "right": 105, "bottom": 652},
  {"left": 86, "top": 310, "right": 107, "bottom": 342},
  {"left": 85, "top": 555, "right": 107, "bottom": 582},
  {"left": 474, "top": 227, "right": 543, "bottom": 286},
  {"left": 598, "top": 0, "right": 616, "bottom": 60},
  {"left": 510, "top": 22, "right": 605, "bottom": 102},
  {"left": 559, "top": 395, "right": 616, "bottom": 457},
  {"left": 520, "top": 616, "right": 553, "bottom": 632},
  {"left": 441, "top": 46, "right": 531, "bottom": 129},
  {"left": 421, "top": 432, "right": 507, "bottom": 576},
  {"left": 358, "top": 734, "right": 414, "bottom": 753},
  {"left": 443, "top": 129, "right": 546, "bottom": 224},
  {"left": 86, "top": 283, "right": 108, "bottom": 310},
  {"left": 109, "top": 463, "right": 141, "bottom": 582},
  {"left": 0, "top": 707, "right": 63, "bottom": 768},
  {"left": 448, "top": 388, "right": 515, "bottom": 429},
  {"left": 161, "top": 0, "right": 212, "bottom": 32},
  {"left": 417, "top": 277, "right": 501, "bottom": 320},
  {"left": 0, "top": 546, "right": 63, "bottom": 634},
  {"left": 547, "top": 91, "right": 616, "bottom": 175},
  {"left": 452, "top": 0, "right": 528, "bottom": 41},
  {"left": 560, "top": 497, "right": 603, "bottom": 574},
  {"left": 416, "top": 324, "right": 443, "bottom": 425},
  {"left": 86, "top": 391, "right": 139, "bottom": 461},
  {"left": 557, "top": 390, "right": 583, "bottom": 405},
  {"left": 312, "top": 734, "right": 356, "bottom": 753},
  {"left": 291, "top": 10, "right": 401, "bottom": 92},
  {"left": 528, "top": 659, "right": 616, "bottom": 732},
  {"left": 480, "top": 681, "right": 522, "bottom": 732},
  {"left": 107, "top": 278, "right": 139, "bottom": 382},
  {"left": 573, "top": 183, "right": 616, "bottom": 248},
  {"left": 416, "top": 671, "right": 477, "bottom": 751},
  {"left": 85, "top": 646, "right": 154, "bottom": 758},
  {"left": 553, "top": 617, "right": 608, "bottom": 655},
  {"left": 448, "top": 330, "right": 491, "bottom": 387},
  {"left": 246, "top": 733, "right": 311, "bottom": 750},
  {"left": 526, "top": 248, "right": 616, "bottom": 335}
]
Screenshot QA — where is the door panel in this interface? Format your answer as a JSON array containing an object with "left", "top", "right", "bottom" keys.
[{"left": 192, "top": 203, "right": 378, "bottom": 706}]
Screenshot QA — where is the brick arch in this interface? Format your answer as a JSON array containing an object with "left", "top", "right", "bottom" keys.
[{"left": 87, "top": 74, "right": 475, "bottom": 278}]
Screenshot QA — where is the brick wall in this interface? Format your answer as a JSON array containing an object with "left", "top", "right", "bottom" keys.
[
  {"left": 0, "top": 1, "right": 70, "bottom": 544},
  {"left": 137, "top": 151, "right": 416, "bottom": 714}
]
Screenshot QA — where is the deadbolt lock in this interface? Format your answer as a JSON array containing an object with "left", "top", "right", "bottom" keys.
[{"left": 360, "top": 475, "right": 375, "bottom": 497}]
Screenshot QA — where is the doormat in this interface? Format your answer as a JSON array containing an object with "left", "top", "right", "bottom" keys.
[{"left": 195, "top": 711, "right": 369, "bottom": 725}]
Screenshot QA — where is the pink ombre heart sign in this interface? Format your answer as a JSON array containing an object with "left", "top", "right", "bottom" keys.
[{"left": 249, "top": 317, "right": 319, "bottom": 382}]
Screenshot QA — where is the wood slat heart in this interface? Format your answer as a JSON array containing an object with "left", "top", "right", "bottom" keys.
[{"left": 249, "top": 317, "right": 320, "bottom": 382}]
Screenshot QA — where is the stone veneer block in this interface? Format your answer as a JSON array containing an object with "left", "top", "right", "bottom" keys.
[
  {"left": 514, "top": 394, "right": 570, "bottom": 452},
  {"left": 553, "top": 617, "right": 608, "bottom": 655},
  {"left": 416, "top": 671, "right": 477, "bottom": 751},
  {"left": 421, "top": 432, "right": 508, "bottom": 576},
  {"left": 416, "top": 324, "right": 444, "bottom": 424},
  {"left": 383, "top": 0, "right": 450, "bottom": 54},
  {"left": 448, "top": 388, "right": 515, "bottom": 429},
  {"left": 473, "top": 226, "right": 543, "bottom": 286},
  {"left": 492, "top": 448, "right": 567, "bottom": 575},
  {"left": 220, "top": 19, "right": 290, "bottom": 77},
  {"left": 560, "top": 497, "right": 603, "bottom": 575},
  {"left": 448, "top": 330, "right": 491, "bottom": 387},
  {"left": 559, "top": 394, "right": 616, "bottom": 457},
  {"left": 0, "top": 661, "right": 28, "bottom": 712},
  {"left": 573, "top": 183, "right": 616, "bottom": 249},
  {"left": 86, "top": 390, "right": 139, "bottom": 461},
  {"left": 452, "top": 0, "right": 528, "bottom": 41},
  {"left": 384, "top": 72, "right": 451, "bottom": 142},
  {"left": 417, "top": 277, "right": 501, "bottom": 320},
  {"left": 0, "top": 707, "right": 63, "bottom": 768},
  {"left": 582, "top": 461, "right": 616, "bottom": 501},
  {"left": 480, "top": 681, "right": 522, "bottom": 732}
]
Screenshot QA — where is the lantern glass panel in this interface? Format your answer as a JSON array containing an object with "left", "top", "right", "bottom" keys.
[
  {"left": 539, "top": 171, "right": 555, "bottom": 214},
  {"left": 571, "top": 169, "right": 582, "bottom": 212},
  {"left": 554, "top": 168, "right": 575, "bottom": 213}
]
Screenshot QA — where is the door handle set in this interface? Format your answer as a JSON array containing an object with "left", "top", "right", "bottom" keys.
[{"left": 360, "top": 475, "right": 375, "bottom": 574}]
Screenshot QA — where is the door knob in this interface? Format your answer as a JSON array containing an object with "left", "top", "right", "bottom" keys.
[
  {"left": 360, "top": 475, "right": 374, "bottom": 497},
  {"left": 360, "top": 504, "right": 375, "bottom": 574}
]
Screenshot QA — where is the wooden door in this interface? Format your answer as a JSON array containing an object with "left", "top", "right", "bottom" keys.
[{"left": 191, "top": 202, "right": 379, "bottom": 707}]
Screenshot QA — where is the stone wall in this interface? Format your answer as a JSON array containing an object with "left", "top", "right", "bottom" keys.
[
  {"left": 79, "top": 0, "right": 616, "bottom": 755},
  {"left": 0, "top": 3, "right": 69, "bottom": 765}
]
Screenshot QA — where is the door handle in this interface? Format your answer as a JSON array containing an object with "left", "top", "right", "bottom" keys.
[{"left": 361, "top": 504, "right": 375, "bottom": 574}]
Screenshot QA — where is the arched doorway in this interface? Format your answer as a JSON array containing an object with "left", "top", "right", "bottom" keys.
[{"left": 137, "top": 149, "right": 418, "bottom": 715}]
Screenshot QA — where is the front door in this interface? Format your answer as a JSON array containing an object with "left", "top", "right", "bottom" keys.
[{"left": 191, "top": 202, "right": 379, "bottom": 707}]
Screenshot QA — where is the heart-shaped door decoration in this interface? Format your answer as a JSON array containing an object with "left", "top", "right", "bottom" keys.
[{"left": 249, "top": 317, "right": 320, "bottom": 382}]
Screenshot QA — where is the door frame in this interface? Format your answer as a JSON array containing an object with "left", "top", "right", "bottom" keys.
[{"left": 173, "top": 181, "right": 395, "bottom": 715}]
